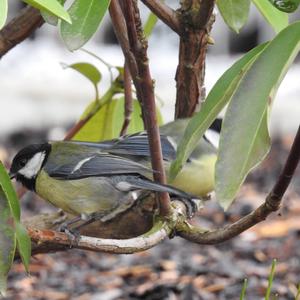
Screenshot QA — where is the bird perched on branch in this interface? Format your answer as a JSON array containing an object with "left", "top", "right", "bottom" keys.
[{"left": 10, "top": 118, "right": 220, "bottom": 230}]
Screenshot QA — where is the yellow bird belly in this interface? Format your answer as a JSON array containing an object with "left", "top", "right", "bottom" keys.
[{"left": 36, "top": 171, "right": 121, "bottom": 215}]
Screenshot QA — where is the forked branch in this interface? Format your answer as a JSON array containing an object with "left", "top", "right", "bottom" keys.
[
  {"left": 140, "top": 0, "right": 180, "bottom": 33},
  {"left": 177, "top": 125, "right": 300, "bottom": 244}
]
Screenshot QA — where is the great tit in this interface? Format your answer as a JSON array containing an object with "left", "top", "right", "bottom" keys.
[{"left": 10, "top": 118, "right": 220, "bottom": 226}]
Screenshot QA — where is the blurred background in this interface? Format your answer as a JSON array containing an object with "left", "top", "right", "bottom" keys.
[
  {"left": 1, "top": 1, "right": 300, "bottom": 141},
  {"left": 1, "top": 1, "right": 300, "bottom": 299}
]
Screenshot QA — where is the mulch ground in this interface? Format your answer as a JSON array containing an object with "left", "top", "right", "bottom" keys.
[{"left": 1, "top": 133, "right": 299, "bottom": 300}]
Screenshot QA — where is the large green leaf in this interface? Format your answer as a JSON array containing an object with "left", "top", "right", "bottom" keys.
[
  {"left": 73, "top": 98, "right": 162, "bottom": 142},
  {"left": 0, "top": 162, "right": 20, "bottom": 221},
  {"left": 217, "top": 0, "right": 250, "bottom": 33},
  {"left": 0, "top": 162, "right": 31, "bottom": 279},
  {"left": 23, "top": 0, "right": 71, "bottom": 23},
  {"left": 41, "top": 0, "right": 65, "bottom": 26},
  {"left": 216, "top": 21, "right": 300, "bottom": 209},
  {"left": 0, "top": 189, "right": 16, "bottom": 296},
  {"left": 15, "top": 222, "right": 31, "bottom": 273},
  {"left": 252, "top": 0, "right": 289, "bottom": 33},
  {"left": 60, "top": 0, "right": 110, "bottom": 51},
  {"left": 0, "top": 0, "right": 7, "bottom": 30},
  {"left": 169, "top": 43, "right": 268, "bottom": 180}
]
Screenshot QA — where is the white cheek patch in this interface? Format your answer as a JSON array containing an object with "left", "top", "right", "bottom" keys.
[{"left": 19, "top": 152, "right": 46, "bottom": 179}]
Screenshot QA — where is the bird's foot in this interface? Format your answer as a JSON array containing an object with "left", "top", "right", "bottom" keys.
[{"left": 171, "top": 197, "right": 203, "bottom": 219}]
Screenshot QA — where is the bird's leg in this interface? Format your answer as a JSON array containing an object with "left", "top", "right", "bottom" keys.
[
  {"left": 57, "top": 214, "right": 94, "bottom": 243},
  {"left": 57, "top": 215, "right": 82, "bottom": 232}
]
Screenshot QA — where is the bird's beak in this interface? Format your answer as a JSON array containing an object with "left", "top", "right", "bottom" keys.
[{"left": 9, "top": 171, "right": 16, "bottom": 180}]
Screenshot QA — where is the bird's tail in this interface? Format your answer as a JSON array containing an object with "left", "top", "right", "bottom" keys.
[{"left": 125, "top": 177, "right": 201, "bottom": 217}]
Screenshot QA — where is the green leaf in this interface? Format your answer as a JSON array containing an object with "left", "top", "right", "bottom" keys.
[
  {"left": 63, "top": 62, "right": 101, "bottom": 86},
  {"left": 0, "top": 0, "right": 8, "bottom": 30},
  {"left": 217, "top": 0, "right": 250, "bottom": 33},
  {"left": 73, "top": 99, "right": 140, "bottom": 141},
  {"left": 73, "top": 98, "right": 163, "bottom": 142},
  {"left": 60, "top": 0, "right": 111, "bottom": 51},
  {"left": 169, "top": 42, "right": 268, "bottom": 180},
  {"left": 144, "top": 12, "right": 158, "bottom": 38},
  {"left": 23, "top": 0, "right": 71, "bottom": 24},
  {"left": 0, "top": 189, "right": 16, "bottom": 296},
  {"left": 62, "top": 62, "right": 101, "bottom": 98},
  {"left": 268, "top": 0, "right": 300, "bottom": 12},
  {"left": 252, "top": 0, "right": 289, "bottom": 33},
  {"left": 15, "top": 222, "right": 31, "bottom": 273},
  {"left": 41, "top": 0, "right": 66, "bottom": 26},
  {"left": 0, "top": 162, "right": 20, "bottom": 221},
  {"left": 216, "top": 21, "right": 300, "bottom": 209}
]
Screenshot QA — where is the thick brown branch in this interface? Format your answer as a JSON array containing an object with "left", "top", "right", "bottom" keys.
[
  {"left": 175, "top": 0, "right": 215, "bottom": 118},
  {"left": 141, "top": 0, "right": 180, "bottom": 33},
  {"left": 177, "top": 125, "right": 300, "bottom": 244},
  {"left": 0, "top": 6, "right": 44, "bottom": 58},
  {"left": 110, "top": 0, "right": 171, "bottom": 216},
  {"left": 18, "top": 199, "right": 191, "bottom": 256},
  {"left": 27, "top": 218, "right": 170, "bottom": 254}
]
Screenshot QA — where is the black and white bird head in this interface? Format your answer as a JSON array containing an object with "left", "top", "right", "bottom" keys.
[{"left": 10, "top": 143, "right": 51, "bottom": 190}]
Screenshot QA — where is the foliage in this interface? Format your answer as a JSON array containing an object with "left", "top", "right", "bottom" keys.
[
  {"left": 1, "top": 0, "right": 300, "bottom": 293},
  {"left": 0, "top": 163, "right": 30, "bottom": 295},
  {"left": 217, "top": 0, "right": 250, "bottom": 33}
]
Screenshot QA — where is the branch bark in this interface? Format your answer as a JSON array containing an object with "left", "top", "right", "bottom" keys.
[
  {"left": 120, "top": 63, "right": 133, "bottom": 136},
  {"left": 0, "top": 6, "right": 44, "bottom": 58},
  {"left": 175, "top": 0, "right": 215, "bottom": 118},
  {"left": 28, "top": 218, "right": 170, "bottom": 254},
  {"left": 109, "top": 0, "right": 171, "bottom": 216},
  {"left": 140, "top": 0, "right": 180, "bottom": 33},
  {"left": 176, "top": 125, "right": 300, "bottom": 244},
  {"left": 20, "top": 199, "right": 190, "bottom": 256}
]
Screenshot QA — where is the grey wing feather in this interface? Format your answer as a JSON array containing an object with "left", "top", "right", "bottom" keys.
[
  {"left": 46, "top": 154, "right": 153, "bottom": 179},
  {"left": 70, "top": 133, "right": 177, "bottom": 161}
]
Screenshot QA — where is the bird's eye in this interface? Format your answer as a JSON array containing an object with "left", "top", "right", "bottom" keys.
[{"left": 19, "top": 159, "right": 27, "bottom": 167}]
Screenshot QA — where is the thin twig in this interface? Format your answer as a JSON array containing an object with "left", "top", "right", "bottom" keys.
[
  {"left": 120, "top": 63, "right": 133, "bottom": 136},
  {"left": 141, "top": 0, "right": 180, "bottom": 34},
  {"left": 177, "top": 125, "right": 300, "bottom": 244},
  {"left": 110, "top": 0, "right": 171, "bottom": 216},
  {"left": 0, "top": 6, "right": 44, "bottom": 58}
]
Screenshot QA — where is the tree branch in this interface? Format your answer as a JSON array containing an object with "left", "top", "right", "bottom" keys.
[
  {"left": 120, "top": 63, "right": 133, "bottom": 136},
  {"left": 20, "top": 200, "right": 191, "bottom": 256},
  {"left": 175, "top": 0, "right": 215, "bottom": 118},
  {"left": 176, "top": 125, "right": 300, "bottom": 244},
  {"left": 109, "top": 0, "right": 171, "bottom": 216},
  {"left": 27, "top": 217, "right": 171, "bottom": 254},
  {"left": 0, "top": 6, "right": 44, "bottom": 58},
  {"left": 140, "top": 0, "right": 180, "bottom": 34}
]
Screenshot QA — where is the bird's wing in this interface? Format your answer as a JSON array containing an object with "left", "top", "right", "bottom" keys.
[
  {"left": 45, "top": 153, "right": 154, "bottom": 180},
  {"left": 69, "top": 133, "right": 177, "bottom": 161}
]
